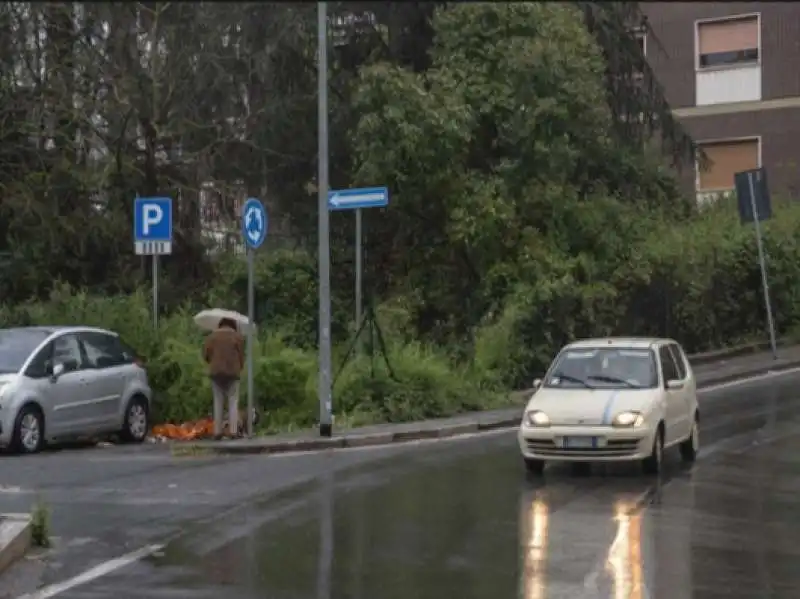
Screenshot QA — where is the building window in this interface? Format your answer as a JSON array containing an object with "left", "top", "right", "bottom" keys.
[
  {"left": 697, "top": 15, "right": 759, "bottom": 70},
  {"left": 696, "top": 138, "right": 760, "bottom": 194},
  {"left": 636, "top": 33, "right": 646, "bottom": 57}
]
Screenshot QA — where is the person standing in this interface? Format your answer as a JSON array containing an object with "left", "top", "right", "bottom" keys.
[{"left": 202, "top": 318, "right": 245, "bottom": 439}]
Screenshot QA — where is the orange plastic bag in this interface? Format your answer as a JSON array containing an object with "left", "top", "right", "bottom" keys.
[{"left": 152, "top": 417, "right": 215, "bottom": 441}]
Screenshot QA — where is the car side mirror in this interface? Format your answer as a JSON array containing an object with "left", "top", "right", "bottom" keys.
[
  {"left": 666, "top": 379, "right": 684, "bottom": 390},
  {"left": 51, "top": 362, "right": 66, "bottom": 380},
  {"left": 532, "top": 378, "right": 542, "bottom": 390}
]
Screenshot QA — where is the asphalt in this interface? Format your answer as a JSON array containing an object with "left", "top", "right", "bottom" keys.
[{"left": 0, "top": 360, "right": 799, "bottom": 598}]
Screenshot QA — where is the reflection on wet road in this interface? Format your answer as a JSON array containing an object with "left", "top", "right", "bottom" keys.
[{"left": 36, "top": 371, "right": 800, "bottom": 598}]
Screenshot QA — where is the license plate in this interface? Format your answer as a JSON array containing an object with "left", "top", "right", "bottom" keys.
[{"left": 563, "top": 436, "right": 598, "bottom": 449}]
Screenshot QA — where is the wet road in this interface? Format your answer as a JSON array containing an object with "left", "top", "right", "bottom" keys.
[{"left": 4, "top": 369, "right": 800, "bottom": 598}]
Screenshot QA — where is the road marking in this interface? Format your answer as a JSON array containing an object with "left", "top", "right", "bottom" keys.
[
  {"left": 15, "top": 544, "right": 164, "bottom": 599},
  {"left": 263, "top": 427, "right": 512, "bottom": 459}
]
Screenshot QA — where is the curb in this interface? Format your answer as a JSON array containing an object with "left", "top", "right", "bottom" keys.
[
  {"left": 198, "top": 418, "right": 524, "bottom": 456},
  {"left": 694, "top": 357, "right": 800, "bottom": 388},
  {"left": 688, "top": 338, "right": 793, "bottom": 366},
  {"left": 0, "top": 513, "right": 32, "bottom": 577},
  {"left": 191, "top": 356, "right": 800, "bottom": 457}
]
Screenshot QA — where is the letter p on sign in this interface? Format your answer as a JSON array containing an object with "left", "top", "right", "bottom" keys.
[{"left": 143, "top": 204, "right": 163, "bottom": 235}]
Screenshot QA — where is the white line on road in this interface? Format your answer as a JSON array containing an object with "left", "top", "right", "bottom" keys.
[
  {"left": 18, "top": 364, "right": 800, "bottom": 598},
  {"left": 15, "top": 544, "right": 164, "bottom": 599}
]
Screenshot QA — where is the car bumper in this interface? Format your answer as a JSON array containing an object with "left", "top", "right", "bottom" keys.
[{"left": 518, "top": 424, "right": 656, "bottom": 462}]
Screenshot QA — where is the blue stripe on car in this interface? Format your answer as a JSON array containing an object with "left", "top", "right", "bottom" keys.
[{"left": 601, "top": 390, "right": 620, "bottom": 425}]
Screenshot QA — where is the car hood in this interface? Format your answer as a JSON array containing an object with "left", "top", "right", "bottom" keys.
[
  {"left": 0, "top": 373, "right": 19, "bottom": 386},
  {"left": 524, "top": 387, "right": 659, "bottom": 425}
]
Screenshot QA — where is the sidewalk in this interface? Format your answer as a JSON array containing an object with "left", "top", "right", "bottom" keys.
[
  {"left": 187, "top": 343, "right": 800, "bottom": 456},
  {"left": 0, "top": 514, "right": 31, "bottom": 579}
]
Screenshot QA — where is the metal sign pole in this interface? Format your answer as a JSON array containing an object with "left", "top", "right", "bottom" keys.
[
  {"left": 246, "top": 247, "right": 255, "bottom": 436},
  {"left": 748, "top": 171, "right": 778, "bottom": 358},
  {"left": 318, "top": 1, "right": 333, "bottom": 438},
  {"left": 355, "top": 208, "right": 363, "bottom": 353},
  {"left": 152, "top": 255, "right": 158, "bottom": 329},
  {"left": 241, "top": 197, "right": 268, "bottom": 438}
]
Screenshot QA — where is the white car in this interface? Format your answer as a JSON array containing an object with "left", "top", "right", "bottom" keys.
[{"left": 517, "top": 337, "right": 699, "bottom": 475}]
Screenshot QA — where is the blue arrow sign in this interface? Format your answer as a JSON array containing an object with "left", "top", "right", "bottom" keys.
[
  {"left": 327, "top": 186, "right": 389, "bottom": 211},
  {"left": 241, "top": 197, "right": 268, "bottom": 250}
]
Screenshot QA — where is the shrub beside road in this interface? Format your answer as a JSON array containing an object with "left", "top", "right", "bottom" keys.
[
  {"left": 3, "top": 203, "right": 800, "bottom": 438},
  {"left": 2, "top": 4, "right": 800, "bottom": 436}
]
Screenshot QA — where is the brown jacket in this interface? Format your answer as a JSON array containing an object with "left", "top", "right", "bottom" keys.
[{"left": 203, "top": 328, "right": 245, "bottom": 380}]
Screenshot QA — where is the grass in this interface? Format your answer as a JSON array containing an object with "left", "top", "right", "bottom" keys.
[{"left": 30, "top": 500, "right": 50, "bottom": 548}]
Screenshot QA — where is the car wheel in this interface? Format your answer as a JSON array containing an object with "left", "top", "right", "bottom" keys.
[
  {"left": 12, "top": 405, "right": 45, "bottom": 455},
  {"left": 679, "top": 415, "right": 699, "bottom": 463},
  {"left": 524, "top": 458, "right": 545, "bottom": 475},
  {"left": 642, "top": 427, "right": 664, "bottom": 475},
  {"left": 120, "top": 396, "right": 149, "bottom": 443}
]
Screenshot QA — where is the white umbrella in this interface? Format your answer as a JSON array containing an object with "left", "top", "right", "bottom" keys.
[{"left": 193, "top": 308, "right": 255, "bottom": 334}]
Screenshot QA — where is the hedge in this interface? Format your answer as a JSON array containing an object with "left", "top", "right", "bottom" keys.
[
  {"left": 0, "top": 284, "right": 508, "bottom": 430},
  {"left": 474, "top": 200, "right": 800, "bottom": 389},
  {"left": 1, "top": 201, "right": 798, "bottom": 430}
]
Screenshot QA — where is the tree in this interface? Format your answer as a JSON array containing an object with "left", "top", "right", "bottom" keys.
[{"left": 345, "top": 2, "right": 693, "bottom": 348}]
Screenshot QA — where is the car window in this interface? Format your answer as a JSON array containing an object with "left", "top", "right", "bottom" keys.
[
  {"left": 658, "top": 346, "right": 680, "bottom": 383},
  {"left": 116, "top": 337, "right": 140, "bottom": 363},
  {"left": 668, "top": 344, "right": 687, "bottom": 379},
  {"left": 80, "top": 332, "right": 133, "bottom": 368},
  {"left": 0, "top": 329, "right": 51, "bottom": 374},
  {"left": 52, "top": 334, "right": 83, "bottom": 372},
  {"left": 545, "top": 347, "right": 658, "bottom": 389},
  {"left": 25, "top": 342, "right": 53, "bottom": 379}
]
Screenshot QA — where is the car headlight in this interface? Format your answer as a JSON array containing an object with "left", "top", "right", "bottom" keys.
[
  {"left": 612, "top": 411, "right": 644, "bottom": 428},
  {"left": 525, "top": 410, "right": 550, "bottom": 427}
]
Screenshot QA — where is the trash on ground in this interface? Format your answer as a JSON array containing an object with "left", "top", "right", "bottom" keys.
[
  {"left": 151, "top": 417, "right": 216, "bottom": 441},
  {"left": 150, "top": 409, "right": 256, "bottom": 441}
]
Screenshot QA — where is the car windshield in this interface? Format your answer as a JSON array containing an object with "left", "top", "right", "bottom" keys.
[
  {"left": 544, "top": 347, "right": 658, "bottom": 390},
  {"left": 0, "top": 329, "right": 50, "bottom": 374}
]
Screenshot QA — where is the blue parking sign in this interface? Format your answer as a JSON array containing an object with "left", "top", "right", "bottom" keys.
[{"left": 134, "top": 197, "right": 173, "bottom": 255}]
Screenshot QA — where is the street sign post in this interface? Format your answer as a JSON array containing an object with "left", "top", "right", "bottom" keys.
[
  {"left": 318, "top": 1, "right": 333, "bottom": 439},
  {"left": 328, "top": 186, "right": 389, "bottom": 358},
  {"left": 241, "top": 197, "right": 268, "bottom": 437},
  {"left": 734, "top": 167, "right": 777, "bottom": 358},
  {"left": 134, "top": 197, "right": 173, "bottom": 328}
]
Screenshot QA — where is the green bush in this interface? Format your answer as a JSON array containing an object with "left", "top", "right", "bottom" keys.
[
  {"left": 333, "top": 342, "right": 506, "bottom": 424},
  {"left": 207, "top": 249, "right": 349, "bottom": 349},
  {"left": 5, "top": 201, "right": 800, "bottom": 433},
  {"left": 615, "top": 200, "right": 800, "bottom": 352},
  {"left": 0, "top": 283, "right": 493, "bottom": 430},
  {"left": 472, "top": 201, "right": 800, "bottom": 389}
]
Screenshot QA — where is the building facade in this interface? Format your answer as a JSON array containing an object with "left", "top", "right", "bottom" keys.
[{"left": 641, "top": 2, "right": 800, "bottom": 203}]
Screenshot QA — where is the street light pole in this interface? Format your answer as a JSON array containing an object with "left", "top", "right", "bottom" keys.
[{"left": 317, "top": 1, "right": 333, "bottom": 438}]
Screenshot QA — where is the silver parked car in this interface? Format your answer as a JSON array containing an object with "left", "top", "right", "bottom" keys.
[{"left": 0, "top": 326, "right": 153, "bottom": 454}]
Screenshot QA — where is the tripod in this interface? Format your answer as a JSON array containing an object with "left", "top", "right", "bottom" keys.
[{"left": 334, "top": 296, "right": 395, "bottom": 384}]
